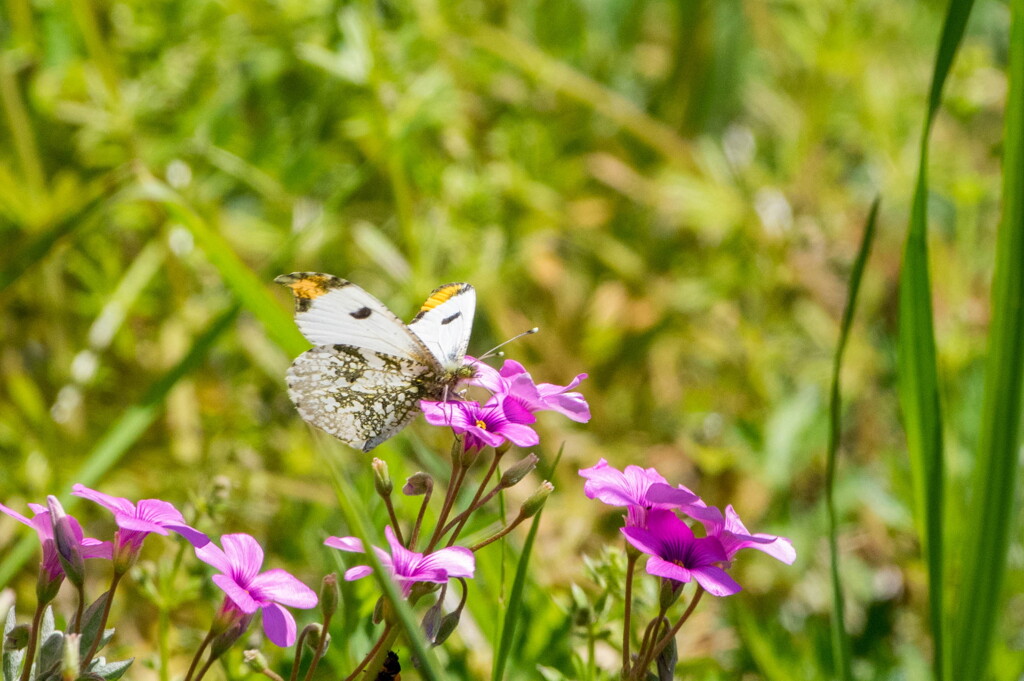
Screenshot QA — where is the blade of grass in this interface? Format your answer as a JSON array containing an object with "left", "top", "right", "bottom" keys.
[
  {"left": 826, "top": 198, "right": 879, "bottom": 681},
  {"left": 897, "top": 1, "right": 975, "bottom": 678},
  {"left": 321, "top": 448, "right": 446, "bottom": 681},
  {"left": 953, "top": 1, "right": 1024, "bottom": 676},
  {"left": 491, "top": 445, "right": 563, "bottom": 681},
  {"left": 0, "top": 305, "right": 239, "bottom": 587}
]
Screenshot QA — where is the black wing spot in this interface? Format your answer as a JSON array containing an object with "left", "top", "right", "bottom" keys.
[
  {"left": 441, "top": 311, "right": 462, "bottom": 325},
  {"left": 350, "top": 306, "right": 373, "bottom": 320}
]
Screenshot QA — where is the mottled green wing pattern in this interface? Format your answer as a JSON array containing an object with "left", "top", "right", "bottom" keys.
[{"left": 286, "top": 344, "right": 438, "bottom": 452}]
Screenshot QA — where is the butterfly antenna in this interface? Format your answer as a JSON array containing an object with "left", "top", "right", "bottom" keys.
[{"left": 477, "top": 327, "right": 539, "bottom": 361}]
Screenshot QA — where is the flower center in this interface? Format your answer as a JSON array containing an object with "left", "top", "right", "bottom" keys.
[{"left": 475, "top": 419, "right": 487, "bottom": 430}]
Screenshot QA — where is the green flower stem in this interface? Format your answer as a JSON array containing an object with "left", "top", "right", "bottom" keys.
[
  {"left": 82, "top": 571, "right": 124, "bottom": 666},
  {"left": 641, "top": 587, "right": 705, "bottom": 677},
  {"left": 183, "top": 630, "right": 216, "bottom": 681},
  {"left": 18, "top": 600, "right": 47, "bottom": 681},
  {"left": 343, "top": 624, "right": 395, "bottom": 681},
  {"left": 425, "top": 452, "right": 468, "bottom": 553},
  {"left": 444, "top": 449, "right": 506, "bottom": 545},
  {"left": 408, "top": 485, "right": 433, "bottom": 550},
  {"left": 72, "top": 584, "right": 86, "bottom": 635},
  {"left": 289, "top": 628, "right": 311, "bottom": 681},
  {"left": 620, "top": 551, "right": 639, "bottom": 679},
  {"left": 468, "top": 510, "right": 531, "bottom": 552},
  {"left": 301, "top": 610, "right": 334, "bottom": 681},
  {"left": 384, "top": 496, "right": 406, "bottom": 546},
  {"left": 631, "top": 609, "right": 667, "bottom": 681}
]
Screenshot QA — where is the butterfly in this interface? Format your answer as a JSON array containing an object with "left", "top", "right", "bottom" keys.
[{"left": 276, "top": 273, "right": 477, "bottom": 452}]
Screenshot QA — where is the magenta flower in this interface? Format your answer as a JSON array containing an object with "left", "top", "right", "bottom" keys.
[
  {"left": 692, "top": 504, "right": 796, "bottom": 565},
  {"left": 622, "top": 510, "right": 741, "bottom": 597},
  {"left": 72, "top": 484, "right": 209, "bottom": 571},
  {"left": 195, "top": 534, "right": 318, "bottom": 647},
  {"left": 325, "top": 526, "right": 475, "bottom": 597},
  {"left": 420, "top": 397, "right": 539, "bottom": 452},
  {"left": 579, "top": 459, "right": 701, "bottom": 528},
  {"left": 469, "top": 358, "right": 591, "bottom": 423},
  {"left": 0, "top": 501, "right": 111, "bottom": 581}
]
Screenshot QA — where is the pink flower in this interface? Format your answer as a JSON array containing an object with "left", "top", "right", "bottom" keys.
[
  {"left": 72, "top": 484, "right": 208, "bottom": 570},
  {"left": 195, "top": 534, "right": 318, "bottom": 647},
  {"left": 691, "top": 504, "right": 796, "bottom": 565},
  {"left": 469, "top": 358, "right": 590, "bottom": 422},
  {"left": 420, "top": 397, "right": 539, "bottom": 452},
  {"left": 325, "top": 526, "right": 475, "bottom": 597},
  {"left": 578, "top": 459, "right": 701, "bottom": 528},
  {"left": 0, "top": 501, "right": 111, "bottom": 581},
  {"left": 621, "top": 510, "right": 741, "bottom": 597}
]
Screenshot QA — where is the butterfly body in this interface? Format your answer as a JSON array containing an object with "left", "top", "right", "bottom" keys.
[{"left": 276, "top": 273, "right": 475, "bottom": 451}]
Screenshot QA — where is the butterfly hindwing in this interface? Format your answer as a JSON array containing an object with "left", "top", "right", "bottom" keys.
[
  {"left": 409, "top": 283, "right": 475, "bottom": 368},
  {"left": 276, "top": 273, "right": 435, "bottom": 364},
  {"left": 285, "top": 344, "right": 437, "bottom": 452}
]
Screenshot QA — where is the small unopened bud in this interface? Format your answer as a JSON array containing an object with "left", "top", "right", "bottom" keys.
[
  {"left": 494, "top": 441, "right": 512, "bottom": 457},
  {"left": 372, "top": 458, "right": 393, "bottom": 498},
  {"left": 499, "top": 454, "right": 539, "bottom": 488},
  {"left": 519, "top": 481, "right": 554, "bottom": 518},
  {"left": 47, "top": 496, "right": 84, "bottom": 588},
  {"left": 658, "top": 578, "right": 683, "bottom": 610},
  {"left": 421, "top": 602, "right": 442, "bottom": 643},
  {"left": 302, "top": 623, "right": 324, "bottom": 651},
  {"left": 3, "top": 624, "right": 29, "bottom": 651},
  {"left": 208, "top": 612, "right": 254, "bottom": 659},
  {"left": 433, "top": 611, "right": 461, "bottom": 646},
  {"left": 63, "top": 633, "right": 81, "bottom": 678},
  {"left": 320, "top": 573, "right": 339, "bottom": 620},
  {"left": 243, "top": 649, "right": 270, "bottom": 673},
  {"left": 403, "top": 473, "right": 433, "bottom": 496}
]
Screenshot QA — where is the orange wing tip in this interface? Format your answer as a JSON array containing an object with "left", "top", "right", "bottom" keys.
[
  {"left": 419, "top": 283, "right": 471, "bottom": 312},
  {"left": 274, "top": 272, "right": 348, "bottom": 300}
]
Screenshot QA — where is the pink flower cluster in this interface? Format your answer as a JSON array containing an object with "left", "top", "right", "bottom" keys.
[
  {"left": 421, "top": 357, "right": 590, "bottom": 452},
  {"left": 579, "top": 459, "right": 795, "bottom": 597}
]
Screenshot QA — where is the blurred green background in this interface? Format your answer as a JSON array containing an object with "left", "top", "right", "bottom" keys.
[{"left": 0, "top": 0, "right": 1020, "bottom": 678}]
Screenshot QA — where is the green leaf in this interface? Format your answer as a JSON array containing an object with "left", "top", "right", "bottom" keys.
[
  {"left": 86, "top": 657, "right": 133, "bottom": 681},
  {"left": 953, "top": 0, "right": 1024, "bottom": 677},
  {"left": 897, "top": 0, "right": 976, "bottom": 678},
  {"left": 825, "top": 198, "right": 878, "bottom": 681}
]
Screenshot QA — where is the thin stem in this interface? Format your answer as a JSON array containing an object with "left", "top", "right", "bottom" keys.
[
  {"left": 18, "top": 600, "right": 46, "bottom": 681},
  {"left": 82, "top": 572, "right": 123, "bottom": 666},
  {"left": 408, "top": 485, "right": 433, "bottom": 550},
  {"left": 72, "top": 585, "right": 86, "bottom": 635},
  {"left": 586, "top": 621, "right": 597, "bottom": 681},
  {"left": 643, "top": 587, "right": 705, "bottom": 676},
  {"left": 632, "top": 613, "right": 663, "bottom": 681},
  {"left": 621, "top": 552, "right": 639, "bottom": 679},
  {"left": 343, "top": 625, "right": 395, "bottom": 681},
  {"left": 159, "top": 542, "right": 187, "bottom": 681},
  {"left": 0, "top": 54, "right": 45, "bottom": 196},
  {"left": 383, "top": 496, "right": 405, "bottom": 546},
  {"left": 192, "top": 653, "right": 218, "bottom": 681},
  {"left": 425, "top": 455, "right": 467, "bottom": 553},
  {"left": 289, "top": 628, "right": 311, "bottom": 681},
  {"left": 258, "top": 669, "right": 285, "bottom": 681},
  {"left": 183, "top": 630, "right": 216, "bottom": 681},
  {"left": 444, "top": 450, "right": 505, "bottom": 545},
  {"left": 468, "top": 511, "right": 530, "bottom": 552}
]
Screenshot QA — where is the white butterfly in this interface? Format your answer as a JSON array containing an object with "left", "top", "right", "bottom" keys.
[{"left": 275, "top": 273, "right": 476, "bottom": 452}]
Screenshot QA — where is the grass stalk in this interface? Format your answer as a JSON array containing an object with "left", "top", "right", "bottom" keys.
[
  {"left": 952, "top": 0, "right": 1024, "bottom": 676},
  {"left": 0, "top": 53, "right": 45, "bottom": 196},
  {"left": 825, "top": 198, "right": 879, "bottom": 681}
]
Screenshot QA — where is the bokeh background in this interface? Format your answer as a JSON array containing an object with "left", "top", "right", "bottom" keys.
[{"left": 1, "top": 0, "right": 1020, "bottom": 678}]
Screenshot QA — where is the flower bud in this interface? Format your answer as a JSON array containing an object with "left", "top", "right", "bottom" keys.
[
  {"left": 243, "top": 649, "right": 270, "bottom": 673},
  {"left": 320, "top": 573, "right": 339, "bottom": 621},
  {"left": 519, "top": 481, "right": 554, "bottom": 518},
  {"left": 208, "top": 611, "right": 254, "bottom": 659},
  {"left": 372, "top": 596, "right": 385, "bottom": 625},
  {"left": 35, "top": 557, "right": 63, "bottom": 604},
  {"left": 403, "top": 473, "right": 433, "bottom": 496},
  {"left": 421, "top": 602, "right": 442, "bottom": 643},
  {"left": 372, "top": 458, "right": 393, "bottom": 498},
  {"left": 658, "top": 578, "right": 683, "bottom": 610},
  {"left": 499, "top": 454, "right": 538, "bottom": 488},
  {"left": 302, "top": 623, "right": 324, "bottom": 651},
  {"left": 433, "top": 611, "right": 461, "bottom": 646},
  {"left": 63, "top": 633, "right": 81, "bottom": 679},
  {"left": 3, "top": 624, "right": 29, "bottom": 652},
  {"left": 47, "top": 497, "right": 84, "bottom": 588}
]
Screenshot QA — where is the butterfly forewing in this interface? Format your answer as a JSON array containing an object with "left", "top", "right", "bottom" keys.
[
  {"left": 276, "top": 273, "right": 436, "bottom": 365},
  {"left": 408, "top": 283, "right": 475, "bottom": 368},
  {"left": 286, "top": 345, "right": 439, "bottom": 452}
]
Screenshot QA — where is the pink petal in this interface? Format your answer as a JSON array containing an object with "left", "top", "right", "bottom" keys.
[
  {"left": 165, "top": 524, "right": 210, "bottom": 548},
  {"left": 250, "top": 569, "right": 318, "bottom": 608},
  {"left": 71, "top": 485, "right": 135, "bottom": 517},
  {"left": 621, "top": 526, "right": 664, "bottom": 557},
  {"left": 498, "top": 359, "right": 529, "bottom": 379},
  {"left": 324, "top": 536, "right": 364, "bottom": 553},
  {"left": 80, "top": 541, "right": 113, "bottom": 560},
  {"left": 116, "top": 516, "right": 170, "bottom": 535},
  {"left": 645, "top": 555, "right": 693, "bottom": 583},
  {"left": 0, "top": 502, "right": 34, "bottom": 528},
  {"left": 498, "top": 422, "right": 540, "bottom": 447},
  {"left": 465, "top": 358, "right": 506, "bottom": 393},
  {"left": 499, "top": 396, "right": 538, "bottom": 425},
  {"left": 344, "top": 565, "right": 373, "bottom": 581},
  {"left": 691, "top": 566, "right": 742, "bottom": 597},
  {"left": 194, "top": 542, "right": 233, "bottom": 574},
  {"left": 221, "top": 534, "right": 264, "bottom": 583},
  {"left": 415, "top": 546, "right": 475, "bottom": 580},
  {"left": 645, "top": 483, "right": 701, "bottom": 509},
  {"left": 211, "top": 574, "right": 260, "bottom": 614},
  {"left": 261, "top": 602, "right": 297, "bottom": 647}
]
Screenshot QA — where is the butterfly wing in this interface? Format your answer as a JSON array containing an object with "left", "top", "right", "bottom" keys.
[
  {"left": 408, "top": 283, "right": 475, "bottom": 368},
  {"left": 285, "top": 344, "right": 438, "bottom": 452},
  {"left": 276, "top": 272, "right": 435, "bottom": 365}
]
